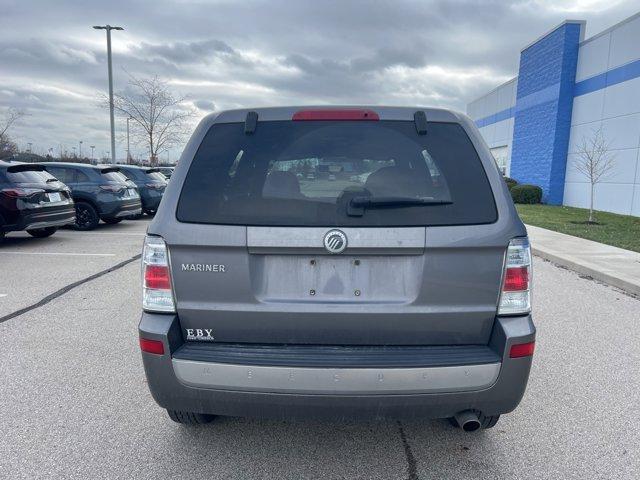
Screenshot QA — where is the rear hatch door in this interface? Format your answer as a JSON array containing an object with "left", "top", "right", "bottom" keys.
[{"left": 168, "top": 115, "right": 505, "bottom": 345}]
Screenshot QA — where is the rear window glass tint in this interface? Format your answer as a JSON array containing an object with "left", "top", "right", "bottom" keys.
[
  {"left": 101, "top": 171, "right": 128, "bottom": 183},
  {"left": 177, "top": 121, "right": 497, "bottom": 227},
  {"left": 46, "top": 167, "right": 75, "bottom": 183},
  {"left": 146, "top": 171, "right": 168, "bottom": 182},
  {"left": 5, "top": 169, "right": 52, "bottom": 184}
]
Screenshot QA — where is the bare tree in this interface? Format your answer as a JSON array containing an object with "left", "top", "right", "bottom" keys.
[
  {"left": 108, "top": 74, "right": 194, "bottom": 165},
  {"left": 573, "top": 127, "right": 616, "bottom": 223},
  {"left": 0, "top": 108, "right": 26, "bottom": 159}
]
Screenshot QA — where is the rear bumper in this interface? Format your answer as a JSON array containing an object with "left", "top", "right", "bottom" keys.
[
  {"left": 7, "top": 204, "right": 76, "bottom": 232},
  {"left": 140, "top": 189, "right": 163, "bottom": 211},
  {"left": 139, "top": 313, "right": 535, "bottom": 420},
  {"left": 99, "top": 198, "right": 142, "bottom": 219}
]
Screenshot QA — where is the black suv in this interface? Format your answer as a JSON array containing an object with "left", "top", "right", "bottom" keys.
[
  {"left": 107, "top": 165, "right": 167, "bottom": 215},
  {"left": 0, "top": 161, "right": 75, "bottom": 242},
  {"left": 39, "top": 162, "right": 142, "bottom": 230}
]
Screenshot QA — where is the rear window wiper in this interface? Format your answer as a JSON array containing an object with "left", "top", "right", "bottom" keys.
[{"left": 347, "top": 196, "right": 452, "bottom": 216}]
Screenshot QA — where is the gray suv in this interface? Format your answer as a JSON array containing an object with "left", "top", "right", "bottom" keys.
[{"left": 139, "top": 107, "right": 535, "bottom": 432}]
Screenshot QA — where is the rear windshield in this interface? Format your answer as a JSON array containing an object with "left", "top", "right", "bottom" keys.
[
  {"left": 5, "top": 169, "right": 55, "bottom": 184},
  {"left": 101, "top": 171, "right": 129, "bottom": 183},
  {"left": 177, "top": 121, "right": 497, "bottom": 227}
]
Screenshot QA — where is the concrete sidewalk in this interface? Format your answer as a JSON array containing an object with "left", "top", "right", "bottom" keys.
[{"left": 526, "top": 224, "right": 640, "bottom": 297}]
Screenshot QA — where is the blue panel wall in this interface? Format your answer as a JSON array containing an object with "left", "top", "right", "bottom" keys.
[{"left": 510, "top": 22, "right": 582, "bottom": 204}]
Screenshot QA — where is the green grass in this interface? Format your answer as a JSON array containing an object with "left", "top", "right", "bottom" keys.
[{"left": 515, "top": 204, "right": 640, "bottom": 253}]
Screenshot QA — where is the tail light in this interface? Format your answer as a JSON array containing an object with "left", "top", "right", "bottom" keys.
[
  {"left": 142, "top": 235, "right": 175, "bottom": 313},
  {"left": 1, "top": 187, "right": 45, "bottom": 198},
  {"left": 100, "top": 184, "right": 125, "bottom": 193},
  {"left": 498, "top": 237, "right": 531, "bottom": 315}
]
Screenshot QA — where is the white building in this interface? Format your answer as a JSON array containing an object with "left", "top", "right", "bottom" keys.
[{"left": 467, "top": 12, "right": 640, "bottom": 217}]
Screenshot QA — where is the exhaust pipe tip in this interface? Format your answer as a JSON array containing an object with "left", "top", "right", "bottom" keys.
[{"left": 454, "top": 410, "right": 481, "bottom": 432}]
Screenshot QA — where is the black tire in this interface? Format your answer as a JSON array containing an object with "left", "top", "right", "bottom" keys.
[
  {"left": 101, "top": 217, "right": 122, "bottom": 225},
  {"left": 26, "top": 227, "right": 58, "bottom": 238},
  {"left": 480, "top": 414, "right": 500, "bottom": 429},
  {"left": 74, "top": 202, "right": 100, "bottom": 231},
  {"left": 167, "top": 409, "right": 215, "bottom": 425},
  {"left": 0, "top": 231, "right": 5, "bottom": 244}
]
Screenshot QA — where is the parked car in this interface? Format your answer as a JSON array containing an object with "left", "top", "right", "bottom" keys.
[
  {"left": 156, "top": 166, "right": 175, "bottom": 180},
  {"left": 138, "top": 107, "right": 535, "bottom": 432},
  {"left": 0, "top": 160, "right": 75, "bottom": 242},
  {"left": 39, "top": 162, "right": 142, "bottom": 230},
  {"left": 106, "top": 165, "right": 167, "bottom": 215}
]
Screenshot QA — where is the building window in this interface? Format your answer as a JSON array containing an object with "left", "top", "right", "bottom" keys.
[{"left": 490, "top": 146, "right": 509, "bottom": 175}]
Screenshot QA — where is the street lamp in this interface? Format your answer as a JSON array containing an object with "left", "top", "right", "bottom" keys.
[
  {"left": 27, "top": 142, "right": 32, "bottom": 153},
  {"left": 90, "top": 145, "right": 95, "bottom": 163},
  {"left": 126, "top": 116, "right": 132, "bottom": 164},
  {"left": 72, "top": 146, "right": 77, "bottom": 157},
  {"left": 79, "top": 140, "right": 83, "bottom": 158},
  {"left": 93, "top": 24, "right": 124, "bottom": 163}
]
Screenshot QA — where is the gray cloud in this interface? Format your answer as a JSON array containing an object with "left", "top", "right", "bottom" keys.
[
  {"left": 131, "top": 39, "right": 236, "bottom": 65},
  {"left": 194, "top": 99, "right": 216, "bottom": 111},
  {"left": 0, "top": 0, "right": 637, "bottom": 159}
]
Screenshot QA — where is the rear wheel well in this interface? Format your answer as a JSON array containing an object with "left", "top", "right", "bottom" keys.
[{"left": 73, "top": 197, "right": 98, "bottom": 210}]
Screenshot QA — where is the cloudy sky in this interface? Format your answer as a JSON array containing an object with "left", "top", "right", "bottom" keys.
[{"left": 1, "top": 0, "right": 638, "bottom": 161}]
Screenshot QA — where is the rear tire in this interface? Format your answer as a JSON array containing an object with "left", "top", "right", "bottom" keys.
[
  {"left": 167, "top": 409, "right": 215, "bottom": 425},
  {"left": 0, "top": 231, "right": 5, "bottom": 244},
  {"left": 26, "top": 227, "right": 58, "bottom": 238},
  {"left": 73, "top": 202, "right": 100, "bottom": 231},
  {"left": 101, "top": 217, "right": 122, "bottom": 225},
  {"left": 480, "top": 414, "right": 500, "bottom": 429}
]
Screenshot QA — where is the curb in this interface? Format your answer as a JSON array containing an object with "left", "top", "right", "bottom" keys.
[{"left": 531, "top": 246, "right": 640, "bottom": 298}]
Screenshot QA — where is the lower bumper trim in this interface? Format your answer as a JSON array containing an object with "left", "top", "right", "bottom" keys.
[
  {"left": 115, "top": 207, "right": 142, "bottom": 218},
  {"left": 172, "top": 359, "right": 501, "bottom": 395},
  {"left": 24, "top": 214, "right": 76, "bottom": 230}
]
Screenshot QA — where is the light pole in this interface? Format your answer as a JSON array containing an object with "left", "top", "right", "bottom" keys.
[
  {"left": 126, "top": 116, "right": 131, "bottom": 164},
  {"left": 93, "top": 24, "right": 123, "bottom": 163},
  {"left": 79, "top": 140, "right": 83, "bottom": 158},
  {"left": 72, "top": 146, "right": 77, "bottom": 157},
  {"left": 27, "top": 142, "right": 32, "bottom": 153},
  {"left": 90, "top": 145, "right": 95, "bottom": 163}
]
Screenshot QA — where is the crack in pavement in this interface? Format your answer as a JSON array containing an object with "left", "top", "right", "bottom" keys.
[
  {"left": 0, "top": 254, "right": 141, "bottom": 324},
  {"left": 397, "top": 421, "right": 419, "bottom": 480}
]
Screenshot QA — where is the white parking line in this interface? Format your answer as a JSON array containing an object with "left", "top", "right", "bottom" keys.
[
  {"left": 57, "top": 231, "right": 145, "bottom": 236},
  {"left": 0, "top": 252, "right": 116, "bottom": 257},
  {"left": 0, "top": 294, "right": 7, "bottom": 298}
]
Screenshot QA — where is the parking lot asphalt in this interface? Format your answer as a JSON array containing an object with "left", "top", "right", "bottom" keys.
[
  {"left": 0, "top": 218, "right": 638, "bottom": 479},
  {"left": 0, "top": 220, "right": 146, "bottom": 318}
]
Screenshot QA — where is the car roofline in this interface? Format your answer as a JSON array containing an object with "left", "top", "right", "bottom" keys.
[
  {"left": 203, "top": 106, "right": 467, "bottom": 126},
  {"left": 35, "top": 162, "right": 102, "bottom": 169}
]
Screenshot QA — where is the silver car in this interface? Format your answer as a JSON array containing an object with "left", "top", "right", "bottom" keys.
[{"left": 139, "top": 107, "right": 535, "bottom": 432}]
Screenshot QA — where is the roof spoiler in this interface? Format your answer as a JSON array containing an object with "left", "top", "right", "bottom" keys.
[
  {"left": 245, "top": 111, "right": 258, "bottom": 134},
  {"left": 414, "top": 111, "right": 428, "bottom": 135},
  {"left": 100, "top": 167, "right": 121, "bottom": 174},
  {"left": 6, "top": 164, "right": 46, "bottom": 173}
]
